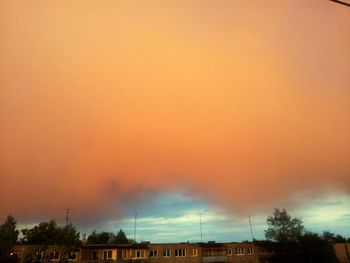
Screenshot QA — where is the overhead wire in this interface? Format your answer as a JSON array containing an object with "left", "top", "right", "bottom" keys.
[{"left": 328, "top": 0, "right": 350, "bottom": 7}]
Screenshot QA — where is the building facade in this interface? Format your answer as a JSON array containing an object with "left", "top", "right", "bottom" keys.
[
  {"left": 13, "top": 242, "right": 268, "bottom": 263},
  {"left": 334, "top": 243, "right": 350, "bottom": 263},
  {"left": 14, "top": 241, "right": 349, "bottom": 263}
]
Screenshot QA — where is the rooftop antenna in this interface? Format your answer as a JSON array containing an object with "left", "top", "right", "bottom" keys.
[
  {"left": 328, "top": 0, "right": 350, "bottom": 7},
  {"left": 199, "top": 213, "right": 203, "bottom": 243},
  {"left": 64, "top": 208, "right": 74, "bottom": 226},
  {"left": 248, "top": 215, "right": 255, "bottom": 241},
  {"left": 134, "top": 212, "right": 137, "bottom": 243}
]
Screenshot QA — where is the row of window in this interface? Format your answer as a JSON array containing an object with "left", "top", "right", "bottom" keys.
[
  {"left": 132, "top": 247, "right": 252, "bottom": 258},
  {"left": 29, "top": 251, "right": 77, "bottom": 261},
  {"left": 43, "top": 247, "right": 253, "bottom": 261},
  {"left": 27, "top": 248, "right": 254, "bottom": 262},
  {"left": 227, "top": 247, "right": 254, "bottom": 256},
  {"left": 139, "top": 249, "right": 197, "bottom": 258},
  {"left": 118, "top": 248, "right": 198, "bottom": 259}
]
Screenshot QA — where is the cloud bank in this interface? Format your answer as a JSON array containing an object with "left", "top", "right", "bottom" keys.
[{"left": 1, "top": 1, "right": 349, "bottom": 224}]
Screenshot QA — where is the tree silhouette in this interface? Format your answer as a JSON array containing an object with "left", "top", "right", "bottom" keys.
[
  {"left": 21, "top": 219, "right": 80, "bottom": 262},
  {"left": 0, "top": 215, "right": 19, "bottom": 262},
  {"left": 265, "top": 208, "right": 304, "bottom": 242},
  {"left": 87, "top": 231, "right": 115, "bottom": 244},
  {"left": 113, "top": 229, "right": 129, "bottom": 244},
  {"left": 263, "top": 208, "right": 339, "bottom": 263}
]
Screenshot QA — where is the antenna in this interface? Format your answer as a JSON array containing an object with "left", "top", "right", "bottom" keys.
[
  {"left": 64, "top": 208, "right": 74, "bottom": 226},
  {"left": 134, "top": 212, "right": 137, "bottom": 243},
  {"left": 248, "top": 215, "right": 255, "bottom": 241},
  {"left": 199, "top": 213, "right": 203, "bottom": 243}
]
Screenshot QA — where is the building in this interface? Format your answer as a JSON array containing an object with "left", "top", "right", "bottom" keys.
[
  {"left": 13, "top": 244, "right": 81, "bottom": 262},
  {"left": 14, "top": 241, "right": 348, "bottom": 263},
  {"left": 334, "top": 243, "right": 350, "bottom": 263},
  {"left": 13, "top": 241, "right": 265, "bottom": 263}
]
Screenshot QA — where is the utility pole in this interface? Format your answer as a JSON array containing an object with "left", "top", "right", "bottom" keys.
[
  {"left": 199, "top": 213, "right": 203, "bottom": 243},
  {"left": 134, "top": 212, "right": 137, "bottom": 243},
  {"left": 64, "top": 208, "right": 74, "bottom": 226},
  {"left": 248, "top": 215, "right": 255, "bottom": 241}
]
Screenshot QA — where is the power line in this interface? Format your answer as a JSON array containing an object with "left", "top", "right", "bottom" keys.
[{"left": 329, "top": 0, "right": 350, "bottom": 7}]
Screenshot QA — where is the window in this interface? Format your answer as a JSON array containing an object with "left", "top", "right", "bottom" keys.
[
  {"left": 175, "top": 249, "right": 186, "bottom": 257},
  {"left": 68, "top": 251, "right": 77, "bottom": 261},
  {"left": 103, "top": 250, "right": 113, "bottom": 259},
  {"left": 133, "top": 250, "right": 145, "bottom": 258},
  {"left": 92, "top": 252, "right": 98, "bottom": 260},
  {"left": 227, "top": 248, "right": 232, "bottom": 256},
  {"left": 149, "top": 250, "right": 158, "bottom": 258},
  {"left": 192, "top": 249, "right": 198, "bottom": 257},
  {"left": 236, "top": 248, "right": 244, "bottom": 255},
  {"left": 163, "top": 249, "right": 171, "bottom": 257},
  {"left": 49, "top": 251, "right": 60, "bottom": 261},
  {"left": 246, "top": 247, "right": 254, "bottom": 255},
  {"left": 32, "top": 251, "right": 42, "bottom": 261},
  {"left": 203, "top": 248, "right": 225, "bottom": 257},
  {"left": 122, "top": 250, "right": 128, "bottom": 259},
  {"left": 117, "top": 250, "right": 128, "bottom": 259}
]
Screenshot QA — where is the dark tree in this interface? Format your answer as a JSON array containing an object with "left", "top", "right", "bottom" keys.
[
  {"left": 264, "top": 209, "right": 304, "bottom": 263},
  {"left": 323, "top": 231, "right": 336, "bottom": 242},
  {"left": 264, "top": 209, "right": 340, "bottom": 263},
  {"left": 113, "top": 229, "right": 129, "bottom": 244},
  {"left": 98, "top": 232, "right": 114, "bottom": 244},
  {"left": 0, "top": 215, "right": 19, "bottom": 263},
  {"left": 57, "top": 224, "right": 81, "bottom": 248},
  {"left": 334, "top": 234, "right": 347, "bottom": 243},
  {"left": 128, "top": 238, "right": 136, "bottom": 244},
  {"left": 21, "top": 219, "right": 80, "bottom": 262},
  {"left": 21, "top": 219, "right": 59, "bottom": 245},
  {"left": 87, "top": 231, "right": 115, "bottom": 244},
  {"left": 298, "top": 232, "right": 338, "bottom": 263},
  {"left": 57, "top": 224, "right": 81, "bottom": 262},
  {"left": 265, "top": 208, "right": 304, "bottom": 242},
  {"left": 87, "top": 231, "right": 98, "bottom": 244},
  {"left": 87, "top": 229, "right": 129, "bottom": 244},
  {"left": 323, "top": 231, "right": 348, "bottom": 243}
]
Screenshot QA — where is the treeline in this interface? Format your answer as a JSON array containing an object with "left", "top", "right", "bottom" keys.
[
  {"left": 261, "top": 208, "right": 350, "bottom": 263},
  {"left": 0, "top": 215, "right": 130, "bottom": 263},
  {"left": 86, "top": 229, "right": 131, "bottom": 244},
  {"left": 0, "top": 216, "right": 18, "bottom": 263},
  {"left": 1, "top": 210, "right": 349, "bottom": 263}
]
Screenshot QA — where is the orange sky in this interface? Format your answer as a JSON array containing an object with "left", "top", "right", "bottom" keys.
[{"left": 0, "top": 1, "right": 349, "bottom": 223}]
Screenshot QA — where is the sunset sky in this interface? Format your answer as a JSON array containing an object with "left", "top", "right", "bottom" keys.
[{"left": 1, "top": 1, "right": 349, "bottom": 242}]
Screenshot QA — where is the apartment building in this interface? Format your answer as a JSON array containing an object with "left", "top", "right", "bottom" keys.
[
  {"left": 13, "top": 244, "right": 81, "bottom": 262},
  {"left": 14, "top": 241, "right": 264, "bottom": 263},
  {"left": 334, "top": 243, "right": 350, "bottom": 263},
  {"left": 13, "top": 241, "right": 349, "bottom": 263}
]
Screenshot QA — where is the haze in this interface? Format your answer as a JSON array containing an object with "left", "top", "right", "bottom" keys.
[{"left": 0, "top": 1, "right": 349, "bottom": 232}]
